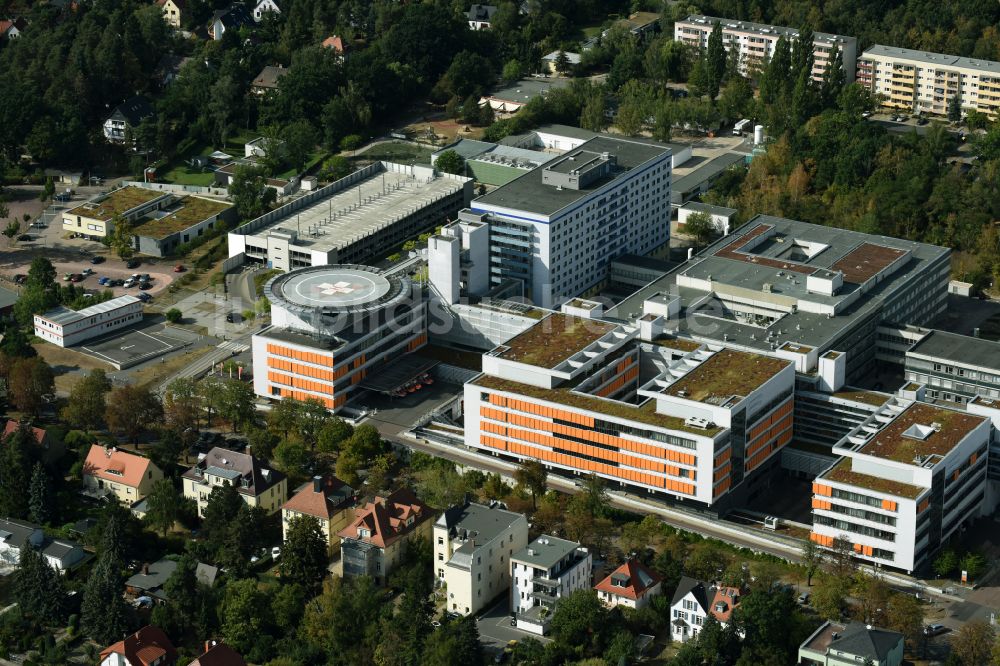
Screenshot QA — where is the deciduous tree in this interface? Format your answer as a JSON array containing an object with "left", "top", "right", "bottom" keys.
[
  {"left": 144, "top": 478, "right": 183, "bottom": 536},
  {"left": 9, "top": 357, "right": 54, "bottom": 415},
  {"left": 513, "top": 459, "right": 546, "bottom": 510},
  {"left": 61, "top": 369, "right": 112, "bottom": 431},
  {"left": 106, "top": 383, "right": 162, "bottom": 443}
]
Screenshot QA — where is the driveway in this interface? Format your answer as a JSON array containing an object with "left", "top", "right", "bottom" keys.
[{"left": 476, "top": 599, "right": 551, "bottom": 654}]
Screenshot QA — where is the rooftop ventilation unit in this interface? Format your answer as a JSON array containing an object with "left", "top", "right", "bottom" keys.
[{"left": 684, "top": 416, "right": 713, "bottom": 430}]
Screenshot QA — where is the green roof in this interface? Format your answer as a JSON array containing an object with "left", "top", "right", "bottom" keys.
[
  {"left": 133, "top": 196, "right": 232, "bottom": 239},
  {"left": 66, "top": 186, "right": 166, "bottom": 222},
  {"left": 662, "top": 349, "right": 789, "bottom": 403},
  {"left": 497, "top": 314, "right": 616, "bottom": 369},
  {"left": 823, "top": 458, "right": 925, "bottom": 499}
]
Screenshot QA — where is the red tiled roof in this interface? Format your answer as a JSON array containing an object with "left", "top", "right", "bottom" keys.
[
  {"left": 282, "top": 476, "right": 353, "bottom": 519},
  {"left": 708, "top": 585, "right": 741, "bottom": 623},
  {"left": 4, "top": 420, "right": 48, "bottom": 447},
  {"left": 189, "top": 641, "right": 246, "bottom": 666},
  {"left": 84, "top": 444, "right": 154, "bottom": 489},
  {"left": 100, "top": 626, "right": 177, "bottom": 666},
  {"left": 337, "top": 487, "right": 431, "bottom": 548},
  {"left": 322, "top": 35, "right": 345, "bottom": 52},
  {"left": 594, "top": 558, "right": 662, "bottom": 600}
]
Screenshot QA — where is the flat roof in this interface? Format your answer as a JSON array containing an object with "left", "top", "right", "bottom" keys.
[
  {"left": 38, "top": 295, "right": 140, "bottom": 326},
  {"left": 484, "top": 78, "right": 569, "bottom": 105},
  {"left": 831, "top": 243, "right": 907, "bottom": 283},
  {"left": 671, "top": 151, "right": 745, "bottom": 197},
  {"left": 662, "top": 349, "right": 789, "bottom": 403},
  {"left": 472, "top": 374, "right": 721, "bottom": 435},
  {"left": 432, "top": 139, "right": 495, "bottom": 161},
  {"left": 823, "top": 458, "right": 925, "bottom": 498},
  {"left": 512, "top": 534, "right": 582, "bottom": 569},
  {"left": 240, "top": 164, "right": 466, "bottom": 254},
  {"left": 858, "top": 402, "right": 986, "bottom": 464},
  {"left": 679, "top": 15, "right": 855, "bottom": 44},
  {"left": 831, "top": 390, "right": 890, "bottom": 407},
  {"left": 495, "top": 313, "right": 616, "bottom": 368},
  {"left": 862, "top": 44, "right": 1000, "bottom": 76},
  {"left": 265, "top": 264, "right": 410, "bottom": 315},
  {"left": 133, "top": 196, "right": 232, "bottom": 240},
  {"left": 608, "top": 215, "right": 949, "bottom": 355},
  {"left": 474, "top": 135, "right": 671, "bottom": 218},
  {"left": 65, "top": 186, "right": 166, "bottom": 222},
  {"left": 907, "top": 329, "right": 1000, "bottom": 370},
  {"left": 682, "top": 201, "right": 738, "bottom": 216}
]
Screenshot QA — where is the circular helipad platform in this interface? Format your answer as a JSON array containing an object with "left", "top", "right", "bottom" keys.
[{"left": 264, "top": 264, "right": 409, "bottom": 315}]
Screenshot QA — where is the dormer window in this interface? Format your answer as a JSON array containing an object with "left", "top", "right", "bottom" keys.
[
  {"left": 358, "top": 528, "right": 370, "bottom": 538},
  {"left": 715, "top": 603, "right": 726, "bottom": 613},
  {"left": 406, "top": 517, "right": 414, "bottom": 526}
]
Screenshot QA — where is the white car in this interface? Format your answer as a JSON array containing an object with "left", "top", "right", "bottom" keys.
[
  {"left": 271, "top": 546, "right": 281, "bottom": 560},
  {"left": 123, "top": 278, "right": 136, "bottom": 288}
]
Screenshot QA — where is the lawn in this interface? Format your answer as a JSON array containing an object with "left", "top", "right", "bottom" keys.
[
  {"left": 355, "top": 141, "right": 434, "bottom": 165},
  {"left": 158, "top": 164, "right": 216, "bottom": 187},
  {"left": 274, "top": 151, "right": 328, "bottom": 180}
]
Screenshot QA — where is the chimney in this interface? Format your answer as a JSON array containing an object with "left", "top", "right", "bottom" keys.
[
  {"left": 313, "top": 476, "right": 323, "bottom": 493},
  {"left": 204, "top": 640, "right": 217, "bottom": 653},
  {"left": 142, "top": 563, "right": 149, "bottom": 575}
]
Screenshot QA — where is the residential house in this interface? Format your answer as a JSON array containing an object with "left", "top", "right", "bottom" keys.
[
  {"left": 799, "top": 621, "right": 904, "bottom": 666},
  {"left": 41, "top": 539, "right": 88, "bottom": 573},
  {"left": 156, "top": 0, "right": 184, "bottom": 28},
  {"left": 321, "top": 35, "right": 348, "bottom": 61},
  {"left": 188, "top": 641, "right": 246, "bottom": 666},
  {"left": 0, "top": 18, "right": 26, "bottom": 39},
  {"left": 125, "top": 558, "right": 218, "bottom": 604},
  {"left": 157, "top": 54, "right": 193, "bottom": 85},
  {"left": 251, "top": 65, "right": 286, "bottom": 95},
  {"left": 594, "top": 558, "right": 662, "bottom": 609},
  {"left": 83, "top": 445, "right": 164, "bottom": 507},
  {"left": 541, "top": 50, "right": 581, "bottom": 75},
  {"left": 99, "top": 625, "right": 177, "bottom": 666},
  {"left": 182, "top": 447, "right": 287, "bottom": 518},
  {"left": 434, "top": 500, "right": 528, "bottom": 616},
  {"left": 104, "top": 95, "right": 154, "bottom": 144},
  {"left": 670, "top": 576, "right": 742, "bottom": 644},
  {"left": 606, "top": 11, "right": 661, "bottom": 40},
  {"left": 337, "top": 488, "right": 434, "bottom": 586},
  {"left": 0, "top": 518, "right": 84, "bottom": 573},
  {"left": 209, "top": 4, "right": 252, "bottom": 41},
  {"left": 281, "top": 475, "right": 355, "bottom": 554},
  {"left": 3, "top": 420, "right": 65, "bottom": 465},
  {"left": 252, "top": 0, "right": 279, "bottom": 21},
  {"left": 467, "top": 4, "right": 497, "bottom": 30},
  {"left": 511, "top": 535, "right": 592, "bottom": 635}
]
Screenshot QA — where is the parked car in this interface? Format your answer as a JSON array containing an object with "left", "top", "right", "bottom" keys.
[
  {"left": 97, "top": 277, "right": 109, "bottom": 286},
  {"left": 81, "top": 268, "right": 94, "bottom": 277},
  {"left": 138, "top": 292, "right": 152, "bottom": 303},
  {"left": 108, "top": 279, "right": 124, "bottom": 287},
  {"left": 226, "top": 313, "right": 242, "bottom": 323},
  {"left": 924, "top": 624, "right": 946, "bottom": 636},
  {"left": 90, "top": 255, "right": 105, "bottom": 264},
  {"left": 13, "top": 274, "right": 26, "bottom": 285},
  {"left": 69, "top": 274, "right": 83, "bottom": 282},
  {"left": 174, "top": 264, "right": 186, "bottom": 272},
  {"left": 139, "top": 273, "right": 151, "bottom": 282},
  {"left": 917, "top": 116, "right": 929, "bottom": 125},
  {"left": 125, "top": 258, "right": 140, "bottom": 269},
  {"left": 271, "top": 546, "right": 281, "bottom": 560},
  {"left": 797, "top": 592, "right": 810, "bottom": 604},
  {"left": 62, "top": 273, "right": 73, "bottom": 281},
  {"left": 17, "top": 234, "right": 31, "bottom": 242},
  {"left": 138, "top": 282, "right": 152, "bottom": 290},
  {"left": 123, "top": 278, "right": 136, "bottom": 288}
]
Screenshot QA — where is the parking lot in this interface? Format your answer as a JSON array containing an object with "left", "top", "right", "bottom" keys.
[
  {"left": 475, "top": 599, "right": 550, "bottom": 656},
  {"left": 79, "top": 324, "right": 196, "bottom": 370}
]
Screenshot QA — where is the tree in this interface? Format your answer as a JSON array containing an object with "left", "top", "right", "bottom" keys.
[
  {"left": 41, "top": 178, "right": 55, "bottom": 202},
  {"left": 718, "top": 76, "right": 753, "bottom": 123},
  {"left": 26, "top": 257, "right": 56, "bottom": 292},
  {"left": 885, "top": 592, "right": 923, "bottom": 645},
  {"left": 296, "top": 398, "right": 329, "bottom": 450},
  {"left": 687, "top": 57, "right": 711, "bottom": 99},
  {"left": 229, "top": 165, "right": 277, "bottom": 221},
  {"left": 951, "top": 620, "right": 995, "bottom": 666},
  {"left": 106, "top": 383, "right": 162, "bottom": 442},
  {"left": 27, "top": 463, "right": 49, "bottom": 525},
  {"left": 267, "top": 396, "right": 301, "bottom": 439},
  {"left": 81, "top": 553, "right": 129, "bottom": 644},
  {"left": 960, "top": 552, "right": 987, "bottom": 581},
  {"left": 802, "top": 539, "right": 822, "bottom": 586},
  {"left": 821, "top": 44, "right": 846, "bottom": 107},
  {"left": 282, "top": 120, "right": 316, "bottom": 172},
  {"left": 548, "top": 589, "right": 609, "bottom": 656},
  {"left": 501, "top": 59, "right": 523, "bottom": 83},
  {"left": 165, "top": 308, "right": 182, "bottom": 323},
  {"left": 282, "top": 516, "right": 328, "bottom": 594},
  {"left": 422, "top": 616, "right": 483, "bottom": 665},
  {"left": 579, "top": 89, "right": 606, "bottom": 132},
  {"left": 2, "top": 220, "right": 19, "bottom": 242},
  {"left": 933, "top": 549, "right": 959, "bottom": 578},
  {"left": 733, "top": 587, "right": 798, "bottom": 663},
  {"left": 706, "top": 21, "right": 726, "bottom": 99},
  {"left": 829, "top": 535, "right": 856, "bottom": 577},
  {"left": 343, "top": 424, "right": 382, "bottom": 461},
  {"left": 109, "top": 213, "right": 135, "bottom": 260},
  {"left": 220, "top": 579, "right": 272, "bottom": 654},
  {"left": 201, "top": 482, "right": 244, "bottom": 543},
  {"left": 683, "top": 211, "right": 716, "bottom": 245},
  {"left": 555, "top": 50, "right": 571, "bottom": 75},
  {"left": 434, "top": 150, "right": 465, "bottom": 175},
  {"left": 61, "top": 369, "right": 112, "bottom": 431},
  {"left": 218, "top": 379, "right": 256, "bottom": 433},
  {"left": 149, "top": 428, "right": 185, "bottom": 477},
  {"left": 274, "top": 440, "right": 312, "bottom": 478},
  {"left": 246, "top": 426, "right": 279, "bottom": 461},
  {"left": 316, "top": 417, "right": 353, "bottom": 453},
  {"left": 9, "top": 357, "right": 54, "bottom": 415},
  {"left": 13, "top": 546, "right": 65, "bottom": 624},
  {"left": 580, "top": 473, "right": 609, "bottom": 517},
  {"left": 948, "top": 93, "right": 963, "bottom": 122},
  {"left": 164, "top": 377, "right": 201, "bottom": 431},
  {"left": 514, "top": 459, "right": 546, "bottom": 510},
  {"left": 144, "top": 478, "right": 183, "bottom": 536}
]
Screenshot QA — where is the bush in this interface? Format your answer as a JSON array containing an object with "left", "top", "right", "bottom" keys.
[
  {"left": 340, "top": 134, "right": 364, "bottom": 151},
  {"left": 165, "top": 308, "right": 182, "bottom": 323}
]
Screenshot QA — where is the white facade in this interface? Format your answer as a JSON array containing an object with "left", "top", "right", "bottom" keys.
[
  {"left": 253, "top": 0, "right": 280, "bottom": 21},
  {"left": 434, "top": 502, "right": 529, "bottom": 616},
  {"left": 858, "top": 45, "right": 1000, "bottom": 118},
  {"left": 33, "top": 296, "right": 143, "bottom": 347},
  {"left": 428, "top": 213, "right": 491, "bottom": 304},
  {"left": 674, "top": 15, "right": 857, "bottom": 82},
  {"left": 678, "top": 202, "right": 737, "bottom": 236},
  {"left": 510, "top": 536, "right": 592, "bottom": 635}
]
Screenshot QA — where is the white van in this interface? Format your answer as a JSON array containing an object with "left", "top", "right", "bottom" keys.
[{"left": 733, "top": 119, "right": 751, "bottom": 135}]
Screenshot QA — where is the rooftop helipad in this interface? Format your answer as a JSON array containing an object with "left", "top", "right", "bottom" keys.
[{"left": 264, "top": 265, "right": 409, "bottom": 315}]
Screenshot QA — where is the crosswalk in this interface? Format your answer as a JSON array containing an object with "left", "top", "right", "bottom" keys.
[{"left": 218, "top": 340, "right": 250, "bottom": 353}]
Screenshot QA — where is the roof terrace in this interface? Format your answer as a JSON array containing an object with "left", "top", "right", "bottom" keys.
[{"left": 491, "top": 314, "right": 618, "bottom": 369}]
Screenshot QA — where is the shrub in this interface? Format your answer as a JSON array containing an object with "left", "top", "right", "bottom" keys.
[{"left": 165, "top": 308, "right": 182, "bottom": 323}]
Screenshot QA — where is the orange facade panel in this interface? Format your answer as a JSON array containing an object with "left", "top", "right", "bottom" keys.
[
  {"left": 812, "top": 498, "right": 832, "bottom": 510},
  {"left": 813, "top": 483, "right": 832, "bottom": 497},
  {"left": 268, "top": 372, "right": 335, "bottom": 396},
  {"left": 810, "top": 532, "right": 834, "bottom": 547},
  {"left": 881, "top": 499, "right": 897, "bottom": 512},
  {"left": 267, "top": 344, "right": 334, "bottom": 367},
  {"left": 917, "top": 498, "right": 930, "bottom": 513}
]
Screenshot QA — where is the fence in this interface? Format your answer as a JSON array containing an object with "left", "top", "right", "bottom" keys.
[{"left": 121, "top": 181, "right": 229, "bottom": 196}]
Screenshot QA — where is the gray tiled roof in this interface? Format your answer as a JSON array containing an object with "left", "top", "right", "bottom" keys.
[{"left": 862, "top": 44, "right": 1000, "bottom": 75}]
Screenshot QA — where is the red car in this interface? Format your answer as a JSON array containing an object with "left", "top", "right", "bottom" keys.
[
  {"left": 69, "top": 274, "right": 83, "bottom": 283},
  {"left": 174, "top": 264, "right": 186, "bottom": 273}
]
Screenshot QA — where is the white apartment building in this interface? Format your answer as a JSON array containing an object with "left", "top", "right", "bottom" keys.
[
  {"left": 34, "top": 295, "right": 143, "bottom": 347},
  {"left": 674, "top": 15, "right": 857, "bottom": 82},
  {"left": 857, "top": 45, "right": 1000, "bottom": 118},
  {"left": 510, "top": 535, "right": 592, "bottom": 635},
  {"left": 434, "top": 500, "right": 529, "bottom": 616},
  {"left": 465, "top": 312, "right": 795, "bottom": 510},
  {"left": 469, "top": 135, "right": 672, "bottom": 307},
  {"left": 811, "top": 398, "right": 991, "bottom": 573}
]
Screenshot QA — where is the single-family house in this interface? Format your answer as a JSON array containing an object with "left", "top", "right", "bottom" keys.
[
  {"left": 478, "top": 78, "right": 569, "bottom": 115},
  {"left": 42, "top": 538, "right": 87, "bottom": 573},
  {"left": 3, "top": 420, "right": 65, "bottom": 465},
  {"left": 0, "top": 18, "right": 26, "bottom": 39},
  {"left": 467, "top": 4, "right": 497, "bottom": 30},
  {"left": 670, "top": 576, "right": 742, "bottom": 644},
  {"left": 337, "top": 488, "right": 433, "bottom": 586},
  {"left": 83, "top": 445, "right": 164, "bottom": 507},
  {"left": 604, "top": 11, "right": 661, "bottom": 40},
  {"left": 125, "top": 558, "right": 219, "bottom": 604},
  {"left": 252, "top": 0, "right": 279, "bottom": 21},
  {"left": 541, "top": 50, "right": 581, "bottom": 75},
  {"left": 251, "top": 65, "right": 286, "bottom": 95},
  {"left": 0, "top": 518, "right": 44, "bottom": 566},
  {"left": 282, "top": 475, "right": 355, "bottom": 554},
  {"left": 188, "top": 641, "right": 246, "bottom": 666},
  {"left": 798, "top": 621, "right": 905, "bottom": 666},
  {"left": 321, "top": 35, "right": 348, "bottom": 61},
  {"left": 209, "top": 3, "right": 252, "bottom": 41},
  {"left": 594, "top": 558, "right": 662, "bottom": 609},
  {"left": 157, "top": 54, "right": 194, "bottom": 86},
  {"left": 104, "top": 95, "right": 154, "bottom": 144},
  {"left": 99, "top": 625, "right": 177, "bottom": 666},
  {"left": 182, "top": 447, "right": 287, "bottom": 517},
  {"left": 156, "top": 0, "right": 184, "bottom": 28}
]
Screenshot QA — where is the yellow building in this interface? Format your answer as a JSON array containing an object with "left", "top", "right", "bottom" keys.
[
  {"left": 182, "top": 447, "right": 288, "bottom": 517},
  {"left": 62, "top": 186, "right": 171, "bottom": 239},
  {"left": 156, "top": 0, "right": 184, "bottom": 28},
  {"left": 282, "top": 476, "right": 356, "bottom": 554},
  {"left": 82, "top": 445, "right": 163, "bottom": 506}
]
